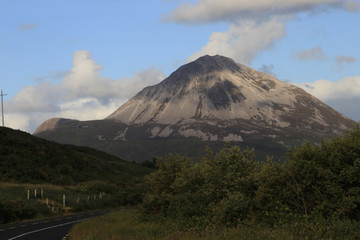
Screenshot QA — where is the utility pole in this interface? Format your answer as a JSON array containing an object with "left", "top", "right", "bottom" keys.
[{"left": 1, "top": 90, "right": 7, "bottom": 127}]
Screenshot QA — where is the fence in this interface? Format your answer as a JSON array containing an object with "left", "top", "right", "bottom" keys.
[{"left": 26, "top": 188, "right": 106, "bottom": 212}]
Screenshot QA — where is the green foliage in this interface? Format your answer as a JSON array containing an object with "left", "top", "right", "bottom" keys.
[
  {"left": 285, "top": 126, "right": 360, "bottom": 219},
  {"left": 0, "top": 194, "right": 52, "bottom": 224},
  {"left": 0, "top": 127, "right": 152, "bottom": 185},
  {"left": 143, "top": 145, "right": 259, "bottom": 227},
  {"left": 142, "top": 127, "right": 360, "bottom": 230}
]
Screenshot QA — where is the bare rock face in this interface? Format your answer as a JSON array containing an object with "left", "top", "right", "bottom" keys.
[
  {"left": 35, "top": 55, "right": 357, "bottom": 162},
  {"left": 106, "top": 55, "right": 355, "bottom": 135}
]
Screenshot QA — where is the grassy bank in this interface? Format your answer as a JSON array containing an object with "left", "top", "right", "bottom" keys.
[{"left": 70, "top": 209, "right": 360, "bottom": 240}]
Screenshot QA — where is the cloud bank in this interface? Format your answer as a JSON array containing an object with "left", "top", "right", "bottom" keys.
[
  {"left": 166, "top": 0, "right": 357, "bottom": 64},
  {"left": 299, "top": 76, "right": 360, "bottom": 121},
  {"left": 188, "top": 17, "right": 286, "bottom": 64},
  {"left": 5, "top": 50, "right": 165, "bottom": 133},
  {"left": 165, "top": 0, "right": 353, "bottom": 24}
]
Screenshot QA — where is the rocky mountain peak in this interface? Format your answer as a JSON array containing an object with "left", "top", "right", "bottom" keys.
[
  {"left": 161, "top": 55, "right": 247, "bottom": 86},
  {"left": 107, "top": 55, "right": 286, "bottom": 124},
  {"left": 34, "top": 55, "right": 357, "bottom": 163},
  {"left": 106, "top": 54, "right": 355, "bottom": 135},
  {"left": 183, "top": 55, "right": 244, "bottom": 73}
]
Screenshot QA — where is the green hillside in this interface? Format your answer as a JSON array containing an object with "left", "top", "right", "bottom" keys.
[
  {"left": 0, "top": 127, "right": 153, "bottom": 224},
  {"left": 0, "top": 126, "right": 152, "bottom": 185}
]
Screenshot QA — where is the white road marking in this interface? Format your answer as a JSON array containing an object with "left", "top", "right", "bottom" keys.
[
  {"left": 2, "top": 211, "right": 109, "bottom": 239},
  {"left": 7, "top": 218, "right": 88, "bottom": 240}
]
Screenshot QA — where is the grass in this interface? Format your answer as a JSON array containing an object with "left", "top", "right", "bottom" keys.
[
  {"left": 0, "top": 181, "right": 122, "bottom": 224},
  {"left": 70, "top": 209, "right": 360, "bottom": 240}
]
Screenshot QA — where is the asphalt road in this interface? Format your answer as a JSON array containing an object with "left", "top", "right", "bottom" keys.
[{"left": 0, "top": 209, "right": 111, "bottom": 240}]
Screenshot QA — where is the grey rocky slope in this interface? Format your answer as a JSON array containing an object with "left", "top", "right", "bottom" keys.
[{"left": 35, "top": 55, "right": 357, "bottom": 162}]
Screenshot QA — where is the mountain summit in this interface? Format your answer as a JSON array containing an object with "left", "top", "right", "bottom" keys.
[
  {"left": 35, "top": 55, "right": 357, "bottom": 162},
  {"left": 107, "top": 55, "right": 353, "bottom": 132}
]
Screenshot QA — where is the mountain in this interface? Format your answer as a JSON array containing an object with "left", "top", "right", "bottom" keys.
[{"left": 35, "top": 55, "right": 357, "bottom": 162}]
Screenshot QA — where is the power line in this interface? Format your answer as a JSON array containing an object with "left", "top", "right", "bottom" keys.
[{"left": 1, "top": 90, "right": 7, "bottom": 127}]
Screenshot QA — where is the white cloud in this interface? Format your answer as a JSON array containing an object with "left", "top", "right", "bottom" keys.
[
  {"left": 60, "top": 51, "right": 165, "bottom": 100},
  {"left": 294, "top": 46, "right": 328, "bottom": 61},
  {"left": 298, "top": 76, "right": 360, "bottom": 121},
  {"left": 299, "top": 76, "right": 360, "bottom": 100},
  {"left": 35, "top": 71, "right": 68, "bottom": 83},
  {"left": 165, "top": 0, "right": 351, "bottom": 24},
  {"left": 8, "top": 82, "right": 61, "bottom": 113},
  {"left": 114, "top": 68, "right": 166, "bottom": 99},
  {"left": 166, "top": 0, "right": 356, "bottom": 65},
  {"left": 5, "top": 50, "right": 165, "bottom": 133},
  {"left": 5, "top": 113, "right": 31, "bottom": 132},
  {"left": 188, "top": 17, "right": 286, "bottom": 64},
  {"left": 58, "top": 98, "right": 123, "bottom": 121}
]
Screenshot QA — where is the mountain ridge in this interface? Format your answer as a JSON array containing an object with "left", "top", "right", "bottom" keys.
[
  {"left": 106, "top": 55, "right": 354, "bottom": 133},
  {"left": 35, "top": 55, "right": 357, "bottom": 162}
]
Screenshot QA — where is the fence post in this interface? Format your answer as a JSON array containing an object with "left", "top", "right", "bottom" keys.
[
  {"left": 63, "top": 194, "right": 66, "bottom": 207},
  {"left": 41, "top": 188, "right": 44, "bottom": 199},
  {"left": 34, "top": 189, "right": 37, "bottom": 199}
]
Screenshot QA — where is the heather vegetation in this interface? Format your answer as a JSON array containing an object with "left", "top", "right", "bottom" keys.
[{"left": 72, "top": 127, "right": 360, "bottom": 239}]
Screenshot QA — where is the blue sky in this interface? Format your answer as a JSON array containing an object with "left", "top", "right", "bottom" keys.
[{"left": 1, "top": 0, "right": 359, "bottom": 132}]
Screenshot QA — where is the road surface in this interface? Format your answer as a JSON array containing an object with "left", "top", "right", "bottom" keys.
[{"left": 0, "top": 209, "right": 111, "bottom": 240}]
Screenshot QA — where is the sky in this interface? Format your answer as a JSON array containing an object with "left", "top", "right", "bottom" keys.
[{"left": 1, "top": 0, "right": 359, "bottom": 133}]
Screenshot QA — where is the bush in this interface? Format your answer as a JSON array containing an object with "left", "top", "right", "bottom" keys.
[
  {"left": 142, "top": 127, "right": 360, "bottom": 228},
  {"left": 142, "top": 145, "right": 259, "bottom": 226},
  {"left": 0, "top": 198, "right": 51, "bottom": 224}
]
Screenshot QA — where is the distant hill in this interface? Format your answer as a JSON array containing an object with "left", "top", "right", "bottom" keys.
[
  {"left": 0, "top": 127, "right": 152, "bottom": 185},
  {"left": 35, "top": 55, "right": 357, "bottom": 162}
]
